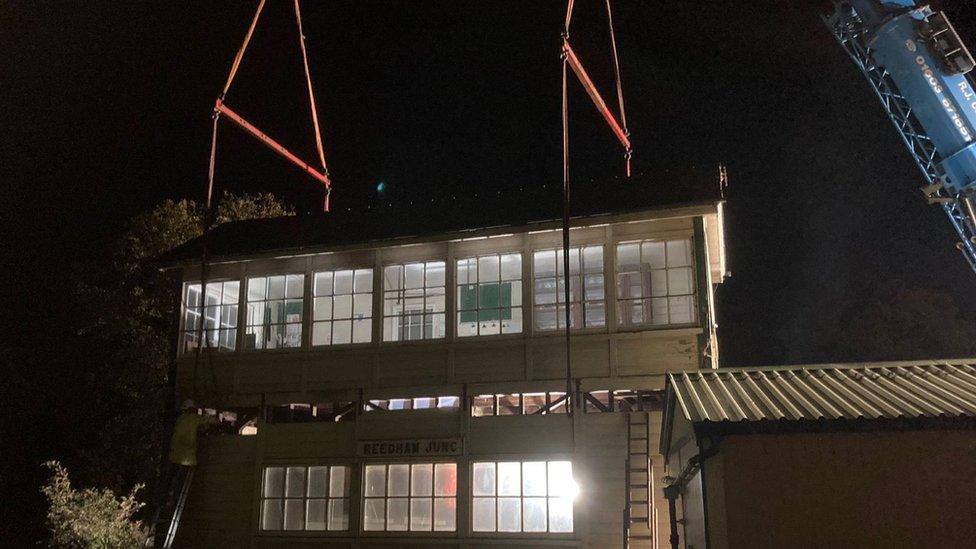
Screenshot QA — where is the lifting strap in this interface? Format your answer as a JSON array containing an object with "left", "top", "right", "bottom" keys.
[{"left": 212, "top": 0, "right": 333, "bottom": 211}]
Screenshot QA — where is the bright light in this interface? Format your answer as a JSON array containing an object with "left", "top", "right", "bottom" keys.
[{"left": 565, "top": 478, "right": 580, "bottom": 500}]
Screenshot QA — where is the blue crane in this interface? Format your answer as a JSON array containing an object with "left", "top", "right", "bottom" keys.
[{"left": 824, "top": 0, "right": 976, "bottom": 272}]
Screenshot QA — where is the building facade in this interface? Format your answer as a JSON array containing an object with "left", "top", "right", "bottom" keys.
[{"left": 161, "top": 181, "right": 727, "bottom": 548}]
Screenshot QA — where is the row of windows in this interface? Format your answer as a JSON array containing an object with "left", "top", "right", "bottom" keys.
[
  {"left": 261, "top": 461, "right": 574, "bottom": 535},
  {"left": 182, "top": 239, "right": 696, "bottom": 352}
]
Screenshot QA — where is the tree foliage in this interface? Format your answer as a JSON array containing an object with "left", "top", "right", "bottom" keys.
[{"left": 41, "top": 461, "right": 146, "bottom": 549}]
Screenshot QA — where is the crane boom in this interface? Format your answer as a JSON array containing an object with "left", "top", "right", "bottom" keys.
[{"left": 824, "top": 0, "right": 976, "bottom": 272}]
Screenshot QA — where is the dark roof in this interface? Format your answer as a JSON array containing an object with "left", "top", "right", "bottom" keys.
[{"left": 158, "top": 167, "right": 723, "bottom": 267}]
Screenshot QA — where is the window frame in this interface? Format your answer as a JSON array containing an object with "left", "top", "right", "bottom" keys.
[
  {"left": 180, "top": 279, "right": 241, "bottom": 354},
  {"left": 258, "top": 463, "right": 353, "bottom": 534},
  {"left": 614, "top": 237, "right": 698, "bottom": 330},
  {"left": 361, "top": 461, "right": 459, "bottom": 534},
  {"left": 244, "top": 273, "right": 307, "bottom": 351},
  {"left": 455, "top": 252, "right": 524, "bottom": 338},
  {"left": 311, "top": 267, "right": 374, "bottom": 347},
  {"left": 531, "top": 245, "right": 606, "bottom": 334},
  {"left": 469, "top": 459, "right": 576, "bottom": 536},
  {"left": 382, "top": 261, "right": 447, "bottom": 343}
]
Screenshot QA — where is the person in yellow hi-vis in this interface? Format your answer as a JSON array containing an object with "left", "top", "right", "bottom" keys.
[{"left": 169, "top": 399, "right": 218, "bottom": 467}]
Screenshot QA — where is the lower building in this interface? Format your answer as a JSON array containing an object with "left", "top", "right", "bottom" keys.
[{"left": 660, "top": 359, "right": 976, "bottom": 549}]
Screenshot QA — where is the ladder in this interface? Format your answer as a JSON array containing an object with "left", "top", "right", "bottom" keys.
[
  {"left": 149, "top": 466, "right": 195, "bottom": 549},
  {"left": 624, "top": 412, "right": 656, "bottom": 548}
]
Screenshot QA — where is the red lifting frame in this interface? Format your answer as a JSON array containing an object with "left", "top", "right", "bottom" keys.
[{"left": 562, "top": 42, "right": 631, "bottom": 157}]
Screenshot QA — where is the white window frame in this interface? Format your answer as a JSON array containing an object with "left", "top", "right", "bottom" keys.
[
  {"left": 532, "top": 245, "right": 605, "bottom": 332},
  {"left": 259, "top": 464, "right": 352, "bottom": 533},
  {"left": 615, "top": 238, "right": 697, "bottom": 328},
  {"left": 245, "top": 274, "right": 306, "bottom": 349},
  {"left": 382, "top": 261, "right": 447, "bottom": 342},
  {"left": 181, "top": 280, "right": 240, "bottom": 353},
  {"left": 312, "top": 268, "right": 373, "bottom": 346},
  {"left": 362, "top": 462, "right": 458, "bottom": 533},
  {"left": 456, "top": 252, "right": 523, "bottom": 337},
  {"left": 470, "top": 460, "right": 575, "bottom": 534}
]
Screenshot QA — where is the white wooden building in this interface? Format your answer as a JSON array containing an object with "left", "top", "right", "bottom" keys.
[{"left": 159, "top": 173, "right": 728, "bottom": 548}]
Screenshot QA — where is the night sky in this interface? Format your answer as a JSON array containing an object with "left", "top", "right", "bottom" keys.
[{"left": 5, "top": 1, "right": 976, "bottom": 367}]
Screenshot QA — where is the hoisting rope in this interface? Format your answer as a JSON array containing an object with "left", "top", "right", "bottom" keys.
[
  {"left": 220, "top": 0, "right": 267, "bottom": 100},
  {"left": 293, "top": 0, "right": 330, "bottom": 192}
]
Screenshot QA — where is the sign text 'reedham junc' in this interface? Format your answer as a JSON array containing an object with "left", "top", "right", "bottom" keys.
[{"left": 358, "top": 438, "right": 462, "bottom": 457}]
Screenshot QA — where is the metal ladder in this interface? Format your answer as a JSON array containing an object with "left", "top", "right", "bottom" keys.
[
  {"left": 624, "top": 412, "right": 656, "bottom": 548},
  {"left": 149, "top": 466, "right": 195, "bottom": 548}
]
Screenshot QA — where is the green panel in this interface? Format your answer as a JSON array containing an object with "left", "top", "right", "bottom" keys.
[{"left": 459, "top": 283, "right": 512, "bottom": 322}]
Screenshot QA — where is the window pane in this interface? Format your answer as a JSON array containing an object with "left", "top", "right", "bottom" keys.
[
  {"left": 617, "top": 243, "right": 640, "bottom": 271},
  {"left": 306, "top": 499, "right": 327, "bottom": 531},
  {"left": 387, "top": 498, "right": 408, "bottom": 531},
  {"left": 535, "top": 305, "right": 557, "bottom": 331},
  {"left": 268, "top": 275, "right": 286, "bottom": 300},
  {"left": 643, "top": 241, "right": 666, "bottom": 269},
  {"left": 363, "top": 499, "right": 385, "bottom": 531},
  {"left": 497, "top": 394, "right": 520, "bottom": 416},
  {"left": 365, "top": 465, "right": 386, "bottom": 497},
  {"left": 549, "top": 497, "right": 574, "bottom": 532},
  {"left": 523, "top": 394, "right": 545, "bottom": 415},
  {"left": 652, "top": 297, "right": 669, "bottom": 325},
  {"left": 667, "top": 239, "right": 692, "bottom": 267},
  {"left": 330, "top": 466, "right": 349, "bottom": 497},
  {"left": 502, "top": 306, "right": 522, "bottom": 334},
  {"left": 307, "top": 466, "right": 328, "bottom": 497},
  {"left": 314, "top": 271, "right": 333, "bottom": 296},
  {"left": 388, "top": 464, "right": 410, "bottom": 497},
  {"left": 472, "top": 396, "right": 495, "bottom": 417},
  {"left": 523, "top": 497, "right": 547, "bottom": 532},
  {"left": 434, "top": 463, "right": 457, "bottom": 496},
  {"left": 411, "top": 464, "right": 433, "bottom": 496},
  {"left": 498, "top": 462, "right": 521, "bottom": 496},
  {"left": 548, "top": 462, "right": 574, "bottom": 497},
  {"left": 223, "top": 281, "right": 240, "bottom": 304},
  {"left": 437, "top": 396, "right": 460, "bottom": 409},
  {"left": 286, "top": 274, "right": 304, "bottom": 299},
  {"left": 668, "top": 267, "right": 693, "bottom": 295},
  {"left": 334, "top": 270, "right": 354, "bottom": 295},
  {"left": 434, "top": 497, "right": 456, "bottom": 531},
  {"left": 353, "top": 294, "right": 371, "bottom": 318},
  {"left": 582, "top": 245, "right": 603, "bottom": 273},
  {"left": 522, "top": 462, "right": 547, "bottom": 496},
  {"left": 264, "top": 467, "right": 284, "bottom": 498},
  {"left": 352, "top": 318, "right": 371, "bottom": 343},
  {"left": 333, "top": 294, "right": 352, "bottom": 318},
  {"left": 312, "top": 321, "right": 331, "bottom": 346},
  {"left": 473, "top": 462, "right": 495, "bottom": 496},
  {"left": 327, "top": 499, "right": 349, "bottom": 531},
  {"left": 332, "top": 320, "right": 352, "bottom": 345},
  {"left": 404, "top": 263, "right": 424, "bottom": 288},
  {"left": 354, "top": 269, "right": 373, "bottom": 293},
  {"left": 383, "top": 265, "right": 402, "bottom": 291},
  {"left": 498, "top": 497, "right": 521, "bottom": 532},
  {"left": 261, "top": 499, "right": 283, "bottom": 530},
  {"left": 457, "top": 258, "right": 475, "bottom": 285},
  {"left": 414, "top": 397, "right": 435, "bottom": 409},
  {"left": 585, "top": 300, "right": 606, "bottom": 327},
  {"left": 283, "top": 499, "right": 304, "bottom": 530},
  {"left": 426, "top": 262, "right": 446, "bottom": 287},
  {"left": 186, "top": 284, "right": 202, "bottom": 307},
  {"left": 248, "top": 278, "right": 266, "bottom": 301},
  {"left": 534, "top": 250, "right": 556, "bottom": 278},
  {"left": 479, "top": 255, "right": 500, "bottom": 281},
  {"left": 285, "top": 467, "right": 306, "bottom": 498},
  {"left": 651, "top": 270, "right": 668, "bottom": 296},
  {"left": 410, "top": 498, "right": 432, "bottom": 531},
  {"left": 500, "top": 253, "right": 521, "bottom": 280},
  {"left": 473, "top": 497, "right": 495, "bottom": 532},
  {"left": 669, "top": 295, "right": 695, "bottom": 324}
]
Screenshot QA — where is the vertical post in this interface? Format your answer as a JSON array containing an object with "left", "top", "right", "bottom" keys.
[{"left": 561, "top": 43, "right": 573, "bottom": 417}]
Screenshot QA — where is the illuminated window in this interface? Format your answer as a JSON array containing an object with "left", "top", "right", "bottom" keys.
[
  {"left": 312, "top": 269, "right": 373, "bottom": 346},
  {"left": 383, "top": 262, "right": 446, "bottom": 341},
  {"left": 533, "top": 246, "right": 605, "bottom": 331},
  {"left": 457, "top": 253, "right": 523, "bottom": 336},
  {"left": 616, "top": 239, "right": 696, "bottom": 327},
  {"left": 182, "top": 280, "right": 239, "bottom": 352},
  {"left": 365, "top": 397, "right": 460, "bottom": 412},
  {"left": 471, "top": 461, "right": 574, "bottom": 533},
  {"left": 260, "top": 465, "right": 351, "bottom": 532},
  {"left": 363, "top": 463, "right": 457, "bottom": 532},
  {"left": 470, "top": 393, "right": 569, "bottom": 417},
  {"left": 245, "top": 274, "right": 305, "bottom": 349}
]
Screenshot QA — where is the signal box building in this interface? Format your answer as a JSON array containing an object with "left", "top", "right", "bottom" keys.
[{"left": 158, "top": 173, "right": 728, "bottom": 548}]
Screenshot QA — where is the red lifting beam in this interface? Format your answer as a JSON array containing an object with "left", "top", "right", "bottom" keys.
[
  {"left": 562, "top": 41, "right": 631, "bottom": 154},
  {"left": 215, "top": 99, "right": 332, "bottom": 209}
]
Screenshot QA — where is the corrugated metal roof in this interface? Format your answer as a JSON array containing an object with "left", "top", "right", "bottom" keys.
[{"left": 668, "top": 360, "right": 976, "bottom": 423}]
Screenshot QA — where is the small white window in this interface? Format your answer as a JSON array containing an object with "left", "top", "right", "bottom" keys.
[
  {"left": 182, "top": 280, "right": 239, "bottom": 352},
  {"left": 245, "top": 274, "right": 305, "bottom": 349},
  {"left": 363, "top": 463, "right": 457, "bottom": 532},
  {"left": 533, "top": 246, "right": 604, "bottom": 331},
  {"left": 260, "top": 465, "right": 351, "bottom": 532},
  {"left": 312, "top": 268, "right": 373, "bottom": 346},
  {"left": 383, "top": 262, "right": 446, "bottom": 341},
  {"left": 616, "top": 239, "right": 696, "bottom": 327},
  {"left": 457, "top": 253, "right": 523, "bottom": 336},
  {"left": 471, "top": 460, "right": 574, "bottom": 533}
]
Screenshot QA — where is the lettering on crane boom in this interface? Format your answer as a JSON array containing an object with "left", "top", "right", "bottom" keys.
[
  {"left": 358, "top": 438, "right": 462, "bottom": 457},
  {"left": 911, "top": 46, "right": 974, "bottom": 142}
]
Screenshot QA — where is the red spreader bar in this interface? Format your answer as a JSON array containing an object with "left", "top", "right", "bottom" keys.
[
  {"left": 215, "top": 99, "right": 332, "bottom": 210},
  {"left": 562, "top": 40, "right": 632, "bottom": 175}
]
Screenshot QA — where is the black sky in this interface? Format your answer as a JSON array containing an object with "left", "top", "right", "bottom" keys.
[{"left": 4, "top": 0, "right": 976, "bottom": 371}]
